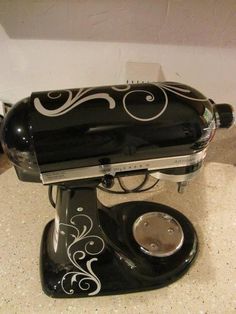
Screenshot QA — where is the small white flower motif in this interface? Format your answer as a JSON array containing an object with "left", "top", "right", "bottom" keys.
[{"left": 76, "top": 207, "right": 83, "bottom": 212}]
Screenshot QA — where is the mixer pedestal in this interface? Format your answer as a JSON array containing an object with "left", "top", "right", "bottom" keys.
[{"left": 40, "top": 183, "right": 198, "bottom": 298}]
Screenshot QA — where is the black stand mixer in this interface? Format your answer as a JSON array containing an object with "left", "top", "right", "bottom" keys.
[{"left": 1, "top": 82, "right": 234, "bottom": 297}]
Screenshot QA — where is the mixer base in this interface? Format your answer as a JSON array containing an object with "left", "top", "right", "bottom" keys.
[{"left": 40, "top": 185, "right": 198, "bottom": 298}]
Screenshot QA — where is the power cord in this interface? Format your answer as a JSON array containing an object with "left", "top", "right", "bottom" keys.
[
  {"left": 48, "top": 185, "right": 56, "bottom": 208},
  {"left": 117, "top": 172, "right": 149, "bottom": 192},
  {"left": 48, "top": 174, "right": 160, "bottom": 206},
  {"left": 97, "top": 174, "right": 159, "bottom": 194}
]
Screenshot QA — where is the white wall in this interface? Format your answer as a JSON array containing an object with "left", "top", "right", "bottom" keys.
[{"left": 0, "top": 0, "right": 235, "bottom": 106}]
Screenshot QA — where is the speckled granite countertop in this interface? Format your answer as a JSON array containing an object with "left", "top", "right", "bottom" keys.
[{"left": 0, "top": 129, "right": 235, "bottom": 314}]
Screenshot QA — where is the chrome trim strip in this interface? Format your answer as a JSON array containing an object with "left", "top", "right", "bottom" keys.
[
  {"left": 150, "top": 168, "right": 201, "bottom": 182},
  {"left": 40, "top": 149, "right": 206, "bottom": 185}
]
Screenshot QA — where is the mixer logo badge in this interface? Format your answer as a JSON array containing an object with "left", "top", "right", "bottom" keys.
[
  {"left": 33, "top": 82, "right": 208, "bottom": 121},
  {"left": 59, "top": 209, "right": 105, "bottom": 296}
]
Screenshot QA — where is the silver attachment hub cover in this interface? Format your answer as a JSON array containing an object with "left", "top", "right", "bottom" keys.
[{"left": 132, "top": 212, "right": 184, "bottom": 257}]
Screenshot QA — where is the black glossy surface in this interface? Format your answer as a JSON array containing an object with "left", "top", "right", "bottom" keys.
[
  {"left": 40, "top": 184, "right": 197, "bottom": 298},
  {"left": 30, "top": 83, "right": 214, "bottom": 173},
  {"left": 1, "top": 82, "right": 233, "bottom": 299},
  {"left": 0, "top": 98, "right": 38, "bottom": 179},
  {"left": 1, "top": 82, "right": 217, "bottom": 181}
]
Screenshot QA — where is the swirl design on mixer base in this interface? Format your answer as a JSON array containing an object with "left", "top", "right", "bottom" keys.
[
  {"left": 34, "top": 82, "right": 208, "bottom": 121},
  {"left": 59, "top": 210, "right": 105, "bottom": 296}
]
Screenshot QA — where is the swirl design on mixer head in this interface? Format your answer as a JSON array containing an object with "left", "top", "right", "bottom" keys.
[
  {"left": 33, "top": 82, "right": 208, "bottom": 121},
  {"left": 59, "top": 210, "right": 105, "bottom": 296},
  {"left": 34, "top": 88, "right": 115, "bottom": 117},
  {"left": 121, "top": 87, "right": 168, "bottom": 122},
  {"left": 111, "top": 82, "right": 208, "bottom": 121},
  {"left": 154, "top": 82, "right": 208, "bottom": 102}
]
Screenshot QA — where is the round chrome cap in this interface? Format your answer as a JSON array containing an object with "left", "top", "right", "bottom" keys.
[{"left": 132, "top": 212, "right": 184, "bottom": 257}]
